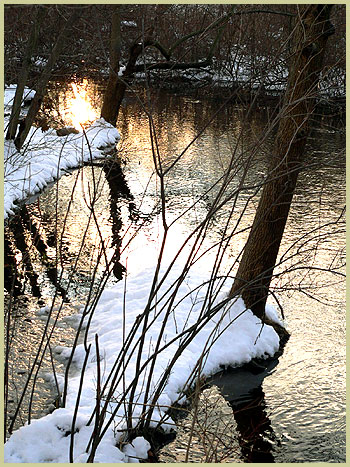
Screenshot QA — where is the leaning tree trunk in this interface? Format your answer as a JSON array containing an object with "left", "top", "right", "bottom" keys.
[
  {"left": 100, "top": 5, "right": 148, "bottom": 127},
  {"left": 100, "top": 5, "right": 122, "bottom": 126},
  {"left": 14, "top": 8, "right": 80, "bottom": 150},
  {"left": 229, "top": 5, "right": 334, "bottom": 332},
  {"left": 6, "top": 5, "right": 46, "bottom": 141}
]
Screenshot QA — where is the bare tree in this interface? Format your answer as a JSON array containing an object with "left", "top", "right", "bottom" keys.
[
  {"left": 229, "top": 5, "right": 335, "bottom": 340},
  {"left": 4, "top": 4, "right": 344, "bottom": 462},
  {"left": 5, "top": 6, "right": 45, "bottom": 141},
  {"left": 8, "top": 7, "right": 81, "bottom": 150},
  {"left": 101, "top": 5, "right": 236, "bottom": 126}
]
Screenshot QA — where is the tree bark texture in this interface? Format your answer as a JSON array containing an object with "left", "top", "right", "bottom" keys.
[{"left": 229, "top": 5, "right": 334, "bottom": 322}]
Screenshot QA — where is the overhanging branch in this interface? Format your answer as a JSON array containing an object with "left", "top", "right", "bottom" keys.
[{"left": 133, "top": 59, "right": 211, "bottom": 73}]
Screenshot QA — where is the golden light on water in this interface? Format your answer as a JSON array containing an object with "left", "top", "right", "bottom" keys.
[{"left": 65, "top": 79, "right": 99, "bottom": 129}]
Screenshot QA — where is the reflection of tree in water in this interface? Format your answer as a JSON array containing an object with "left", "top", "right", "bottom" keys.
[
  {"left": 4, "top": 228, "right": 24, "bottom": 297},
  {"left": 231, "top": 388, "right": 275, "bottom": 463},
  {"left": 4, "top": 157, "right": 138, "bottom": 301},
  {"left": 209, "top": 358, "right": 281, "bottom": 463},
  {"left": 102, "top": 156, "right": 138, "bottom": 280},
  {"left": 5, "top": 205, "right": 68, "bottom": 301}
]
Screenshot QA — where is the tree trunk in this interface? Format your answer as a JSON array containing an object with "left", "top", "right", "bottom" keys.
[
  {"left": 229, "top": 5, "right": 334, "bottom": 329},
  {"left": 14, "top": 8, "right": 80, "bottom": 150},
  {"left": 101, "top": 41, "right": 144, "bottom": 127},
  {"left": 6, "top": 6, "right": 46, "bottom": 141},
  {"left": 100, "top": 5, "right": 122, "bottom": 126},
  {"left": 100, "top": 6, "right": 234, "bottom": 127}
]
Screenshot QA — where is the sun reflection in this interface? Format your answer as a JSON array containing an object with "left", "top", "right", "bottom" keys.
[{"left": 64, "top": 79, "right": 99, "bottom": 129}]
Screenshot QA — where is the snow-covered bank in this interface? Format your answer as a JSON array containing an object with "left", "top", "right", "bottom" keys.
[
  {"left": 4, "top": 85, "right": 36, "bottom": 110},
  {"left": 4, "top": 259, "right": 282, "bottom": 462},
  {"left": 4, "top": 86, "right": 120, "bottom": 219},
  {"left": 4, "top": 84, "right": 285, "bottom": 463},
  {"left": 136, "top": 52, "right": 345, "bottom": 99}
]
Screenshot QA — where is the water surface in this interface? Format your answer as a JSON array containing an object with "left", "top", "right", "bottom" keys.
[{"left": 5, "top": 83, "right": 345, "bottom": 461}]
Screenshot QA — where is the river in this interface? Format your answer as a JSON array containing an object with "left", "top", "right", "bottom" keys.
[{"left": 5, "top": 80, "right": 346, "bottom": 462}]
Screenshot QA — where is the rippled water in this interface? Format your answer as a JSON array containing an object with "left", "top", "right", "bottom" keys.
[{"left": 5, "top": 83, "right": 345, "bottom": 461}]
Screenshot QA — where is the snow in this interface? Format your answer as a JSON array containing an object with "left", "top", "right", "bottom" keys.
[
  {"left": 5, "top": 258, "right": 282, "bottom": 463},
  {"left": 136, "top": 43, "right": 345, "bottom": 98},
  {"left": 4, "top": 86, "right": 120, "bottom": 219},
  {"left": 122, "top": 21, "right": 137, "bottom": 27},
  {"left": 118, "top": 65, "right": 126, "bottom": 77},
  {"left": 4, "top": 85, "right": 35, "bottom": 110},
  {"left": 265, "top": 302, "right": 286, "bottom": 328},
  {"left": 32, "top": 57, "right": 49, "bottom": 68},
  {"left": 4, "top": 85, "right": 285, "bottom": 463}
]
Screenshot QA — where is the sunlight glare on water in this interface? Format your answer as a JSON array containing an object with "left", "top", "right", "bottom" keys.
[{"left": 63, "top": 79, "right": 99, "bottom": 129}]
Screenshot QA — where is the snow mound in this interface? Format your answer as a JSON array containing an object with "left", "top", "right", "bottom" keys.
[{"left": 4, "top": 262, "right": 282, "bottom": 463}]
